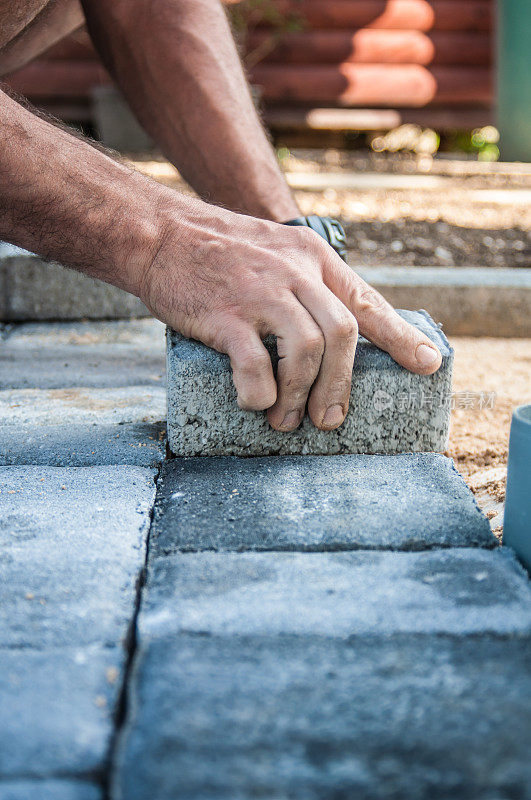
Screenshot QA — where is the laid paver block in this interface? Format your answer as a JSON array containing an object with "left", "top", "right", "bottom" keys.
[
  {"left": 113, "top": 633, "right": 531, "bottom": 800},
  {"left": 150, "top": 454, "right": 493, "bottom": 555},
  {"left": 0, "top": 423, "right": 166, "bottom": 467},
  {"left": 167, "top": 310, "right": 453, "bottom": 456},
  {"left": 140, "top": 549, "right": 531, "bottom": 639},
  {"left": 0, "top": 386, "right": 166, "bottom": 426},
  {"left": 0, "top": 465, "right": 155, "bottom": 648},
  {"left": 0, "top": 244, "right": 149, "bottom": 321},
  {"left": 0, "top": 646, "right": 122, "bottom": 779},
  {"left": 358, "top": 267, "right": 531, "bottom": 338},
  {"left": 0, "top": 320, "right": 165, "bottom": 390},
  {"left": 0, "top": 781, "right": 101, "bottom": 800}
]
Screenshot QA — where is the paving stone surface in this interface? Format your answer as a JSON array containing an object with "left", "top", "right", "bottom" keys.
[
  {"left": 0, "top": 465, "right": 155, "bottom": 648},
  {"left": 358, "top": 267, "right": 531, "bottom": 337},
  {"left": 0, "top": 386, "right": 166, "bottom": 426},
  {"left": 167, "top": 310, "right": 453, "bottom": 457},
  {"left": 0, "top": 244, "right": 149, "bottom": 321},
  {"left": 0, "top": 320, "right": 165, "bottom": 389},
  {"left": 0, "top": 781, "right": 101, "bottom": 800},
  {"left": 114, "top": 549, "right": 531, "bottom": 800},
  {"left": 150, "top": 454, "right": 493, "bottom": 555},
  {"left": 0, "top": 646, "right": 123, "bottom": 779},
  {"left": 115, "top": 634, "right": 531, "bottom": 800},
  {"left": 140, "top": 550, "right": 531, "bottom": 639},
  {"left": 0, "top": 423, "right": 166, "bottom": 467}
]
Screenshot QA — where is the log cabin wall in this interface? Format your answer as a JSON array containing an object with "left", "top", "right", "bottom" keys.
[{"left": 2, "top": 0, "right": 494, "bottom": 132}]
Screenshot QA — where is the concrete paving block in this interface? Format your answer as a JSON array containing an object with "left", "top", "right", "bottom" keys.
[
  {"left": 150, "top": 454, "right": 493, "bottom": 555},
  {"left": 0, "top": 465, "right": 155, "bottom": 648},
  {"left": 0, "top": 320, "right": 165, "bottom": 390},
  {"left": 358, "top": 267, "right": 531, "bottom": 337},
  {"left": 0, "top": 386, "right": 166, "bottom": 426},
  {"left": 0, "top": 244, "right": 149, "bottom": 321},
  {"left": 0, "top": 646, "right": 122, "bottom": 779},
  {"left": 167, "top": 310, "right": 453, "bottom": 457},
  {"left": 113, "top": 633, "right": 531, "bottom": 800},
  {"left": 0, "top": 781, "right": 101, "bottom": 800},
  {"left": 140, "top": 549, "right": 531, "bottom": 639},
  {"left": 0, "top": 423, "right": 166, "bottom": 467}
]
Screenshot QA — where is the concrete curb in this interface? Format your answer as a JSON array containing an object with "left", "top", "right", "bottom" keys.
[
  {"left": 0, "top": 244, "right": 149, "bottom": 321},
  {"left": 357, "top": 267, "right": 531, "bottom": 337}
]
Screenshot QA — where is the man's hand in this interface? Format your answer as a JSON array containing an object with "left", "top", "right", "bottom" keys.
[{"left": 140, "top": 203, "right": 442, "bottom": 432}]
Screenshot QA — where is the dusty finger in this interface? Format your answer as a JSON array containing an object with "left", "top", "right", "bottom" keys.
[
  {"left": 266, "top": 301, "right": 325, "bottom": 432},
  {"left": 325, "top": 263, "right": 442, "bottom": 374},
  {"left": 295, "top": 279, "right": 358, "bottom": 430},
  {"left": 226, "top": 326, "right": 277, "bottom": 411}
]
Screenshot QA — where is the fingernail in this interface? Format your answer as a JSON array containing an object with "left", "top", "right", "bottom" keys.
[
  {"left": 322, "top": 404, "right": 345, "bottom": 429},
  {"left": 416, "top": 343, "right": 440, "bottom": 369},
  {"left": 279, "top": 410, "right": 301, "bottom": 430}
]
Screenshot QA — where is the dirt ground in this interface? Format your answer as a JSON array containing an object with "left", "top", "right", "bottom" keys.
[{"left": 447, "top": 337, "right": 531, "bottom": 538}]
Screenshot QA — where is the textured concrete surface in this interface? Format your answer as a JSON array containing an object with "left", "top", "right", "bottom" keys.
[
  {"left": 115, "top": 635, "right": 531, "bottom": 800},
  {"left": 0, "top": 647, "right": 122, "bottom": 778},
  {"left": 0, "top": 423, "right": 165, "bottom": 467},
  {"left": 358, "top": 267, "right": 531, "bottom": 337},
  {"left": 0, "top": 319, "right": 165, "bottom": 389},
  {"left": 0, "top": 386, "right": 166, "bottom": 426},
  {"left": 0, "top": 465, "right": 155, "bottom": 647},
  {"left": 114, "top": 548, "right": 531, "bottom": 800},
  {"left": 140, "top": 550, "right": 531, "bottom": 638},
  {"left": 0, "top": 781, "right": 101, "bottom": 800},
  {"left": 167, "top": 310, "right": 453, "bottom": 457},
  {"left": 150, "top": 454, "right": 493, "bottom": 555},
  {"left": 0, "top": 244, "right": 149, "bottom": 321}
]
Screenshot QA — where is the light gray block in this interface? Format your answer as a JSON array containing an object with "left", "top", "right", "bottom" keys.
[
  {"left": 0, "top": 423, "right": 166, "bottom": 467},
  {"left": 0, "top": 386, "right": 166, "bottom": 426},
  {"left": 0, "top": 244, "right": 149, "bottom": 321},
  {"left": 150, "top": 454, "right": 493, "bottom": 555},
  {"left": 0, "top": 647, "right": 122, "bottom": 779},
  {"left": 0, "top": 319, "right": 165, "bottom": 390},
  {"left": 139, "top": 549, "right": 531, "bottom": 639},
  {"left": 0, "top": 465, "right": 155, "bottom": 647},
  {"left": 167, "top": 310, "right": 452, "bottom": 457},
  {"left": 0, "top": 781, "right": 100, "bottom": 800},
  {"left": 358, "top": 267, "right": 531, "bottom": 337}
]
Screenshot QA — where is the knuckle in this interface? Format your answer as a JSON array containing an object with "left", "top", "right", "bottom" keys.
[
  {"left": 240, "top": 349, "right": 271, "bottom": 377},
  {"left": 301, "top": 329, "right": 325, "bottom": 360},
  {"left": 331, "top": 314, "right": 358, "bottom": 344},
  {"left": 349, "top": 283, "right": 388, "bottom": 314}
]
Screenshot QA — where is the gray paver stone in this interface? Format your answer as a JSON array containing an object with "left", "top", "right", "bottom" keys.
[
  {"left": 140, "top": 549, "right": 531, "bottom": 639},
  {"left": 167, "top": 310, "right": 453, "bottom": 456},
  {"left": 0, "top": 647, "right": 122, "bottom": 779},
  {"left": 0, "top": 782, "right": 100, "bottom": 800},
  {"left": 150, "top": 453, "right": 493, "bottom": 554},
  {"left": 0, "top": 423, "right": 166, "bottom": 467},
  {"left": 0, "top": 465, "right": 155, "bottom": 648}
]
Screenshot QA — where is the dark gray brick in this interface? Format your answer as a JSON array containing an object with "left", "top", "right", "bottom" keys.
[
  {"left": 150, "top": 454, "right": 493, "bottom": 555},
  {"left": 114, "top": 634, "right": 531, "bottom": 800},
  {"left": 140, "top": 550, "right": 531, "bottom": 639}
]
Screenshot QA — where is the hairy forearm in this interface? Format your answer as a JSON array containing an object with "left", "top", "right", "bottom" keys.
[
  {"left": 81, "top": 0, "right": 298, "bottom": 221},
  {"left": 0, "top": 90, "right": 169, "bottom": 294}
]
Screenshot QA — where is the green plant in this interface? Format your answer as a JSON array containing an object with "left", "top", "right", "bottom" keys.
[{"left": 227, "top": 0, "right": 304, "bottom": 69}]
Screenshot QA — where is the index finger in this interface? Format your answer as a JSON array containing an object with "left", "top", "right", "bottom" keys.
[{"left": 324, "top": 259, "right": 442, "bottom": 375}]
